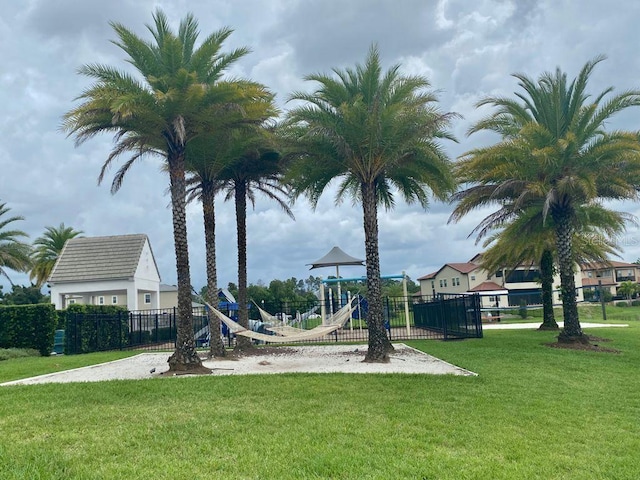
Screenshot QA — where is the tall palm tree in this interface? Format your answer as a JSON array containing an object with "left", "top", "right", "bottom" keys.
[
  {"left": 186, "top": 101, "right": 277, "bottom": 357},
  {"left": 0, "top": 201, "right": 31, "bottom": 285},
  {"left": 451, "top": 56, "right": 640, "bottom": 343},
  {"left": 213, "top": 128, "right": 293, "bottom": 350},
  {"left": 475, "top": 204, "right": 628, "bottom": 330},
  {"left": 30, "top": 223, "right": 83, "bottom": 287},
  {"left": 284, "top": 46, "right": 457, "bottom": 361},
  {"left": 62, "top": 10, "right": 268, "bottom": 371}
]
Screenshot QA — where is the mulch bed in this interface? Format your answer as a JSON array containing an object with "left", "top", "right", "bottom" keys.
[{"left": 545, "top": 335, "right": 621, "bottom": 353}]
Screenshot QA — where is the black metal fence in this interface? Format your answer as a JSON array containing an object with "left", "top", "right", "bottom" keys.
[
  {"left": 63, "top": 294, "right": 483, "bottom": 354},
  {"left": 413, "top": 293, "right": 483, "bottom": 340}
]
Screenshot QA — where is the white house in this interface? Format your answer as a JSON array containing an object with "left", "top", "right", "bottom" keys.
[{"left": 48, "top": 234, "right": 162, "bottom": 310}]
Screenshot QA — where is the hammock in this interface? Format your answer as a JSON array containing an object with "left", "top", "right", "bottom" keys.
[
  {"left": 252, "top": 303, "right": 318, "bottom": 336},
  {"left": 206, "top": 298, "right": 355, "bottom": 343}
]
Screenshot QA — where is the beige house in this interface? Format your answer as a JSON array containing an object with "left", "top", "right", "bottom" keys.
[
  {"left": 49, "top": 234, "right": 162, "bottom": 310},
  {"left": 418, "top": 254, "right": 583, "bottom": 309},
  {"left": 580, "top": 260, "right": 640, "bottom": 298}
]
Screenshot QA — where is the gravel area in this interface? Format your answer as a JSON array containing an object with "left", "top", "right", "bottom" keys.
[{"left": 1, "top": 343, "right": 476, "bottom": 386}]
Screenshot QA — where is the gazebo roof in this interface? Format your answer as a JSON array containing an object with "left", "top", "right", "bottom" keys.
[{"left": 308, "top": 246, "right": 364, "bottom": 270}]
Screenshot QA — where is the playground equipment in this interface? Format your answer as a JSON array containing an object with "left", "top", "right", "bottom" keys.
[{"left": 321, "top": 272, "right": 412, "bottom": 336}]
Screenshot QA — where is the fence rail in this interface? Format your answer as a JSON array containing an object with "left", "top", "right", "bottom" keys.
[{"left": 63, "top": 294, "right": 483, "bottom": 354}]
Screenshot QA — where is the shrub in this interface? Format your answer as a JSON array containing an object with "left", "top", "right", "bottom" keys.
[
  {"left": 0, "top": 348, "right": 40, "bottom": 361},
  {"left": 518, "top": 302, "right": 528, "bottom": 319},
  {"left": 631, "top": 300, "right": 640, "bottom": 307},
  {"left": 615, "top": 302, "right": 629, "bottom": 308},
  {"left": 63, "top": 304, "right": 129, "bottom": 354},
  {"left": 0, "top": 304, "right": 57, "bottom": 356}
]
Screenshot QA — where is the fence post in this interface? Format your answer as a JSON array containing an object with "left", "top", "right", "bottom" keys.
[
  {"left": 402, "top": 271, "right": 411, "bottom": 337},
  {"left": 440, "top": 295, "right": 448, "bottom": 340}
]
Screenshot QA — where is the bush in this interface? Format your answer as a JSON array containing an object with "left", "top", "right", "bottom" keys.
[
  {"left": 615, "top": 302, "right": 629, "bottom": 308},
  {"left": 63, "top": 304, "right": 129, "bottom": 354},
  {"left": 0, "top": 304, "right": 57, "bottom": 356},
  {"left": 518, "top": 302, "right": 528, "bottom": 319},
  {"left": 0, "top": 348, "right": 40, "bottom": 361},
  {"left": 631, "top": 300, "right": 640, "bottom": 307}
]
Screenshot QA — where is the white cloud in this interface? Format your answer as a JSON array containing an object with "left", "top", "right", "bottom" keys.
[{"left": 2, "top": 0, "right": 640, "bottom": 294}]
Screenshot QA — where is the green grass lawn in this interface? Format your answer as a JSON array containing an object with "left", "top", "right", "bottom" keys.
[{"left": 1, "top": 325, "right": 639, "bottom": 479}]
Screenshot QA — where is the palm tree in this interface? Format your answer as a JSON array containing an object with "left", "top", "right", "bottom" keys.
[
  {"left": 186, "top": 97, "right": 277, "bottom": 357},
  {"left": 213, "top": 128, "right": 293, "bottom": 350},
  {"left": 452, "top": 56, "right": 640, "bottom": 344},
  {"left": 285, "top": 45, "right": 457, "bottom": 361},
  {"left": 617, "top": 281, "right": 638, "bottom": 305},
  {"left": 0, "top": 201, "right": 31, "bottom": 285},
  {"left": 62, "top": 10, "right": 267, "bottom": 371},
  {"left": 475, "top": 204, "right": 627, "bottom": 330},
  {"left": 30, "top": 223, "right": 83, "bottom": 287}
]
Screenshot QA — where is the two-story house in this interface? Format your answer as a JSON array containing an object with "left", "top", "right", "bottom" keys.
[
  {"left": 418, "top": 254, "right": 583, "bottom": 309},
  {"left": 579, "top": 260, "right": 640, "bottom": 298}
]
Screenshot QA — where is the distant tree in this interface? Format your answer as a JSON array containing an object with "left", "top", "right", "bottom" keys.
[
  {"left": 618, "top": 281, "right": 638, "bottom": 304},
  {"left": 0, "top": 201, "right": 32, "bottom": 285},
  {"left": 0, "top": 284, "right": 49, "bottom": 305},
  {"left": 285, "top": 46, "right": 457, "bottom": 361},
  {"left": 30, "top": 223, "right": 83, "bottom": 287}
]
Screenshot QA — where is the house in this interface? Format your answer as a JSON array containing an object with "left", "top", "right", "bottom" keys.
[
  {"left": 158, "top": 284, "right": 237, "bottom": 310},
  {"left": 417, "top": 254, "right": 583, "bottom": 309},
  {"left": 579, "top": 260, "right": 640, "bottom": 298},
  {"left": 49, "top": 234, "right": 161, "bottom": 310}
]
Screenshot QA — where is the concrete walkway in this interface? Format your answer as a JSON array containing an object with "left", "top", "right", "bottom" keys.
[{"left": 482, "top": 321, "right": 628, "bottom": 330}]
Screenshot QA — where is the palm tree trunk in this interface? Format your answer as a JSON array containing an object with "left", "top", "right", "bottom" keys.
[
  {"left": 166, "top": 153, "right": 206, "bottom": 371},
  {"left": 234, "top": 180, "right": 253, "bottom": 350},
  {"left": 202, "top": 181, "right": 226, "bottom": 357},
  {"left": 361, "top": 182, "right": 394, "bottom": 362},
  {"left": 538, "top": 248, "right": 558, "bottom": 330},
  {"left": 552, "top": 206, "right": 588, "bottom": 344}
]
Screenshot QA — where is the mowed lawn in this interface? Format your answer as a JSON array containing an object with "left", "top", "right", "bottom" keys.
[{"left": 1, "top": 323, "right": 639, "bottom": 479}]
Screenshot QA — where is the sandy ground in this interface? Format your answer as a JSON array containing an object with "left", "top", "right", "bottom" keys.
[{"left": 1, "top": 343, "right": 476, "bottom": 386}]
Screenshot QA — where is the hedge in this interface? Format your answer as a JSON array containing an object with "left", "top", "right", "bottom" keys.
[
  {"left": 0, "top": 304, "right": 57, "bottom": 356},
  {"left": 63, "top": 304, "right": 129, "bottom": 354}
]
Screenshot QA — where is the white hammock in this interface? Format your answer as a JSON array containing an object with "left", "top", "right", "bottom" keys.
[{"left": 207, "top": 298, "right": 355, "bottom": 343}]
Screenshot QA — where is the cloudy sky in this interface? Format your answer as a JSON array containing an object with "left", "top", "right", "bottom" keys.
[{"left": 2, "top": 0, "right": 640, "bottom": 293}]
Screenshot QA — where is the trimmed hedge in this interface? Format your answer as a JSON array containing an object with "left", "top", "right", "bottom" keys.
[
  {"left": 63, "top": 304, "right": 129, "bottom": 354},
  {"left": 0, "top": 304, "right": 57, "bottom": 356}
]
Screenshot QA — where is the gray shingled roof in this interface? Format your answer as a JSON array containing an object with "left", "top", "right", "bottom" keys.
[{"left": 49, "top": 234, "right": 154, "bottom": 283}]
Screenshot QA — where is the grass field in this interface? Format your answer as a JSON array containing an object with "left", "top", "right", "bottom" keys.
[{"left": 1, "top": 322, "right": 639, "bottom": 479}]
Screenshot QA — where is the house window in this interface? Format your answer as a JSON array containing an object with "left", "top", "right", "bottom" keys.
[
  {"left": 68, "top": 299, "right": 76, "bottom": 305},
  {"left": 453, "top": 277, "right": 460, "bottom": 286},
  {"left": 439, "top": 280, "right": 443, "bottom": 288},
  {"left": 489, "top": 296, "right": 497, "bottom": 303},
  {"left": 495, "top": 270, "right": 503, "bottom": 278},
  {"left": 443, "top": 279, "right": 448, "bottom": 288},
  {"left": 111, "top": 296, "right": 118, "bottom": 305},
  {"left": 470, "top": 275, "right": 476, "bottom": 281},
  {"left": 98, "top": 296, "right": 104, "bottom": 305},
  {"left": 144, "top": 293, "right": 151, "bottom": 304}
]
